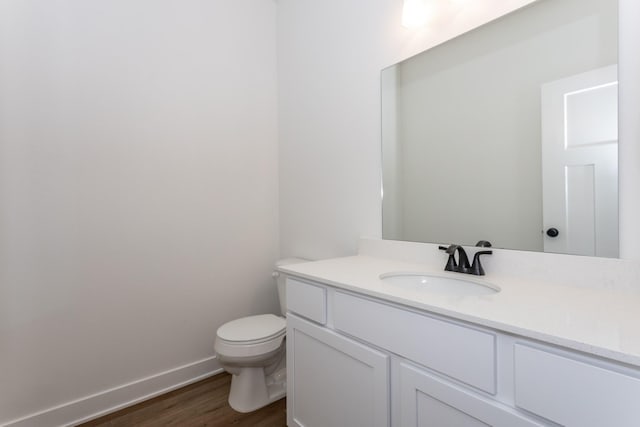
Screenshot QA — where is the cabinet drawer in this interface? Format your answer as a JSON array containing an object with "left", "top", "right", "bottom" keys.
[
  {"left": 286, "top": 278, "right": 326, "bottom": 324},
  {"left": 333, "top": 292, "right": 496, "bottom": 393},
  {"left": 514, "top": 344, "right": 640, "bottom": 426}
]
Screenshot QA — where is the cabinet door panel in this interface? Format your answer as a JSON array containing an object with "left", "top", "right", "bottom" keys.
[
  {"left": 287, "top": 314, "right": 390, "bottom": 427},
  {"left": 399, "top": 362, "right": 544, "bottom": 427}
]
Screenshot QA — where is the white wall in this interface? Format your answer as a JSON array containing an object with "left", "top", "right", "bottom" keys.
[
  {"left": 0, "top": 0, "right": 279, "bottom": 424},
  {"left": 278, "top": 0, "right": 640, "bottom": 261},
  {"left": 278, "top": 0, "right": 536, "bottom": 260}
]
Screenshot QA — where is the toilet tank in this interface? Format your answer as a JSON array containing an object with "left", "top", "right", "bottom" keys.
[{"left": 274, "top": 258, "right": 308, "bottom": 315}]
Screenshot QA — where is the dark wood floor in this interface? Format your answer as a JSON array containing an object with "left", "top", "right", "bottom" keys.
[{"left": 78, "top": 373, "right": 286, "bottom": 427}]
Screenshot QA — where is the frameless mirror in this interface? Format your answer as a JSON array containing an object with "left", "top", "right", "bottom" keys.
[{"left": 381, "top": 0, "right": 618, "bottom": 257}]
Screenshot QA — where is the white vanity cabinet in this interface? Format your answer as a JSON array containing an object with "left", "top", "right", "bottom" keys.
[
  {"left": 285, "top": 275, "right": 640, "bottom": 427},
  {"left": 286, "top": 315, "right": 390, "bottom": 427}
]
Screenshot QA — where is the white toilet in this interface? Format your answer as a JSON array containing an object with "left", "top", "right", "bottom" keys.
[{"left": 214, "top": 258, "right": 306, "bottom": 413}]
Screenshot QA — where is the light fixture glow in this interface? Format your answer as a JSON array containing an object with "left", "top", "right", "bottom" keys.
[{"left": 402, "top": 0, "right": 429, "bottom": 29}]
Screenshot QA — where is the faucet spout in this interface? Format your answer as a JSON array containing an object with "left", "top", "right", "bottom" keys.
[
  {"left": 445, "top": 244, "right": 470, "bottom": 270},
  {"left": 439, "top": 244, "right": 491, "bottom": 275},
  {"left": 439, "top": 244, "right": 470, "bottom": 272}
]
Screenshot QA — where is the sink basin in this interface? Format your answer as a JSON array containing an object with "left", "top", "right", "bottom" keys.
[{"left": 379, "top": 272, "right": 500, "bottom": 296}]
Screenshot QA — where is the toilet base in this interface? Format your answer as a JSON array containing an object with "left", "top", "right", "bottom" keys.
[{"left": 228, "top": 366, "right": 286, "bottom": 413}]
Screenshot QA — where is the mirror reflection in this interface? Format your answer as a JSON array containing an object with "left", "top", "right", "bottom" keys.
[{"left": 381, "top": 0, "right": 618, "bottom": 257}]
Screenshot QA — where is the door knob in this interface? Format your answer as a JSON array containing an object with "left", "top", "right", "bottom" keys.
[{"left": 546, "top": 228, "right": 559, "bottom": 238}]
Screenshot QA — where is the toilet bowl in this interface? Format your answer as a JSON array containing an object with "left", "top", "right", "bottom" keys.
[{"left": 213, "top": 258, "right": 307, "bottom": 413}]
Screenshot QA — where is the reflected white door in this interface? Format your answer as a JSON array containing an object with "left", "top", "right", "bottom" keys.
[{"left": 541, "top": 65, "right": 618, "bottom": 257}]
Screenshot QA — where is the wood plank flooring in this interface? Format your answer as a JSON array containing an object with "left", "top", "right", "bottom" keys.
[{"left": 78, "top": 373, "right": 286, "bottom": 427}]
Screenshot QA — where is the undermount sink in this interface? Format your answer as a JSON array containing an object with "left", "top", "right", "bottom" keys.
[{"left": 379, "top": 272, "right": 500, "bottom": 296}]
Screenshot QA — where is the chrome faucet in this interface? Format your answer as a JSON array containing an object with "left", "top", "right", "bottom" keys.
[{"left": 438, "top": 242, "right": 492, "bottom": 276}]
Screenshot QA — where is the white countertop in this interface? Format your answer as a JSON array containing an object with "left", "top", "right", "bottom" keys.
[{"left": 279, "top": 255, "right": 640, "bottom": 368}]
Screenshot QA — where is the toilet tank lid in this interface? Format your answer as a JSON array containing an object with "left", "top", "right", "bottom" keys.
[
  {"left": 217, "top": 314, "right": 285, "bottom": 343},
  {"left": 276, "top": 257, "right": 309, "bottom": 267}
]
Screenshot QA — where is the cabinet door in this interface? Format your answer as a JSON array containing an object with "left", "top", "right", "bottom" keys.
[
  {"left": 399, "top": 362, "right": 545, "bottom": 427},
  {"left": 287, "top": 314, "right": 390, "bottom": 427}
]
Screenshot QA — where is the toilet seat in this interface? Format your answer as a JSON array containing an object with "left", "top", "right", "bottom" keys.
[
  {"left": 217, "top": 314, "right": 286, "bottom": 343},
  {"left": 215, "top": 314, "right": 286, "bottom": 359}
]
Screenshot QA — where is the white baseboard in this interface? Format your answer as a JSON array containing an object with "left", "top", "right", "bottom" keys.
[{"left": 2, "top": 356, "right": 223, "bottom": 427}]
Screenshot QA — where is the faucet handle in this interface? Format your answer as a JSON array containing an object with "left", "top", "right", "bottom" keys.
[
  {"left": 438, "top": 245, "right": 457, "bottom": 271},
  {"left": 475, "top": 240, "right": 492, "bottom": 248},
  {"left": 470, "top": 250, "right": 492, "bottom": 276}
]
